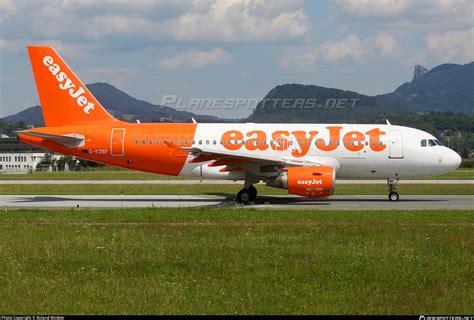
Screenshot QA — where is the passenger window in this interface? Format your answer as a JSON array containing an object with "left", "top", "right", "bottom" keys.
[
  {"left": 220, "top": 140, "right": 223, "bottom": 145},
  {"left": 192, "top": 140, "right": 195, "bottom": 144},
  {"left": 142, "top": 140, "right": 146, "bottom": 144},
  {"left": 178, "top": 139, "right": 181, "bottom": 145},
  {"left": 213, "top": 140, "right": 216, "bottom": 145},
  {"left": 199, "top": 140, "right": 202, "bottom": 145},
  {"left": 170, "top": 140, "right": 174, "bottom": 145},
  {"left": 149, "top": 140, "right": 153, "bottom": 144},
  {"left": 156, "top": 140, "right": 160, "bottom": 144},
  {"left": 206, "top": 140, "right": 209, "bottom": 145},
  {"left": 135, "top": 140, "right": 138, "bottom": 144},
  {"left": 184, "top": 140, "right": 188, "bottom": 145},
  {"left": 300, "top": 140, "right": 304, "bottom": 146},
  {"left": 421, "top": 140, "right": 427, "bottom": 147}
]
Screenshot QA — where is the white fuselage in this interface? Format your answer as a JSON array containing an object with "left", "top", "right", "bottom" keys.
[{"left": 179, "top": 123, "right": 461, "bottom": 180}]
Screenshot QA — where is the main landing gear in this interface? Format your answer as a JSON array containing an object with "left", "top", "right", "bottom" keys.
[
  {"left": 236, "top": 185, "right": 257, "bottom": 204},
  {"left": 387, "top": 178, "right": 399, "bottom": 201},
  {"left": 236, "top": 173, "right": 259, "bottom": 204}
]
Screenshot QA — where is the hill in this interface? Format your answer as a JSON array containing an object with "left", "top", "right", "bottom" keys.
[
  {"left": 375, "top": 62, "right": 474, "bottom": 114},
  {"left": 246, "top": 84, "right": 390, "bottom": 123},
  {"left": 3, "top": 106, "right": 44, "bottom": 126},
  {"left": 2, "top": 83, "right": 226, "bottom": 126}
]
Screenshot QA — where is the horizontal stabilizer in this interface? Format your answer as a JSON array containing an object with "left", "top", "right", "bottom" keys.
[{"left": 16, "top": 130, "right": 85, "bottom": 148}]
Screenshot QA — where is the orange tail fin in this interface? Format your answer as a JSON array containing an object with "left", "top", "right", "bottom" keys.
[{"left": 27, "top": 46, "right": 117, "bottom": 126}]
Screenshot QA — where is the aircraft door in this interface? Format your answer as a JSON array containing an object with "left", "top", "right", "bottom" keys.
[
  {"left": 389, "top": 130, "right": 404, "bottom": 159},
  {"left": 275, "top": 136, "right": 289, "bottom": 152},
  {"left": 111, "top": 128, "right": 126, "bottom": 156}
]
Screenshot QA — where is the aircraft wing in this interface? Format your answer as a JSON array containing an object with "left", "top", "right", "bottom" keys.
[{"left": 179, "top": 146, "right": 339, "bottom": 173}]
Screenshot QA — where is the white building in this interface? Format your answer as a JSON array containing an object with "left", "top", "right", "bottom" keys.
[{"left": 0, "top": 136, "right": 60, "bottom": 173}]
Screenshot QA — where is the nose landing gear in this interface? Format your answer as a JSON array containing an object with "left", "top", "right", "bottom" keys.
[{"left": 387, "top": 178, "right": 399, "bottom": 201}]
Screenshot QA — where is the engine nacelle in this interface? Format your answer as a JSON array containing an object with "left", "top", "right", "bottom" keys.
[{"left": 266, "top": 166, "right": 335, "bottom": 197}]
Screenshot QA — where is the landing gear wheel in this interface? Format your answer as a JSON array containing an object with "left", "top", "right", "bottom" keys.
[
  {"left": 237, "top": 188, "right": 252, "bottom": 204},
  {"left": 387, "top": 178, "right": 400, "bottom": 202},
  {"left": 388, "top": 192, "right": 399, "bottom": 202},
  {"left": 248, "top": 186, "right": 257, "bottom": 201}
]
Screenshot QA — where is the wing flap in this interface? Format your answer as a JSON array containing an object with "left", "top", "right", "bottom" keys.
[{"left": 179, "top": 147, "right": 338, "bottom": 170}]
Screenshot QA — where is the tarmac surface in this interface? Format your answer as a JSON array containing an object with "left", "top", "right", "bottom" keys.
[
  {"left": 1, "top": 194, "right": 472, "bottom": 210},
  {"left": 0, "top": 179, "right": 472, "bottom": 184}
]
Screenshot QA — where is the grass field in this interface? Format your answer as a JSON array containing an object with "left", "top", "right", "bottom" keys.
[
  {"left": 0, "top": 168, "right": 472, "bottom": 180},
  {"left": 0, "top": 183, "right": 472, "bottom": 195},
  {"left": 0, "top": 208, "right": 472, "bottom": 314}
]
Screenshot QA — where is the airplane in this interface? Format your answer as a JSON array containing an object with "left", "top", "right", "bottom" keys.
[{"left": 18, "top": 46, "right": 462, "bottom": 203}]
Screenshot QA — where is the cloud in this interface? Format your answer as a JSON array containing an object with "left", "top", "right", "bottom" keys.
[
  {"left": 163, "top": 0, "right": 310, "bottom": 42},
  {"left": 426, "top": 27, "right": 474, "bottom": 63},
  {"left": 279, "top": 32, "right": 405, "bottom": 69},
  {"left": 374, "top": 32, "right": 402, "bottom": 56},
  {"left": 320, "top": 34, "right": 366, "bottom": 62},
  {"left": 334, "top": 0, "right": 473, "bottom": 31},
  {"left": 157, "top": 48, "right": 231, "bottom": 69},
  {"left": 0, "top": 0, "right": 310, "bottom": 47},
  {"left": 335, "top": 0, "right": 409, "bottom": 17},
  {"left": 0, "top": 37, "right": 93, "bottom": 58},
  {"left": 400, "top": 51, "right": 426, "bottom": 68},
  {"left": 85, "top": 67, "right": 141, "bottom": 87},
  {"left": 278, "top": 34, "right": 366, "bottom": 70},
  {"left": 0, "top": 0, "right": 17, "bottom": 17},
  {"left": 279, "top": 49, "right": 317, "bottom": 69}
]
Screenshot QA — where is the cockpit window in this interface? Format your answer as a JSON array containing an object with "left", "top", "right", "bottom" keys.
[
  {"left": 421, "top": 139, "right": 427, "bottom": 147},
  {"left": 428, "top": 139, "right": 437, "bottom": 147},
  {"left": 434, "top": 139, "right": 443, "bottom": 146}
]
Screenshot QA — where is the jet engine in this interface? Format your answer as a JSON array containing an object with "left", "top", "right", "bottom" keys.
[{"left": 266, "top": 166, "right": 335, "bottom": 197}]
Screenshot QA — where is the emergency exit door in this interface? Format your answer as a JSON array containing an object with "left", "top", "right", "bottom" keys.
[
  {"left": 389, "top": 130, "right": 404, "bottom": 159},
  {"left": 111, "top": 128, "right": 126, "bottom": 156}
]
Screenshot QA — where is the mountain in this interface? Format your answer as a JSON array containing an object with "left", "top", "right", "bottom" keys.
[
  {"left": 2, "top": 82, "right": 227, "bottom": 126},
  {"left": 3, "top": 105, "right": 44, "bottom": 126},
  {"left": 246, "top": 84, "right": 390, "bottom": 123},
  {"left": 4, "top": 62, "right": 474, "bottom": 125},
  {"left": 375, "top": 62, "right": 474, "bottom": 114},
  {"left": 412, "top": 65, "right": 428, "bottom": 81}
]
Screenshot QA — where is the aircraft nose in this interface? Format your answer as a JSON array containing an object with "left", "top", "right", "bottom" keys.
[{"left": 444, "top": 148, "right": 462, "bottom": 170}]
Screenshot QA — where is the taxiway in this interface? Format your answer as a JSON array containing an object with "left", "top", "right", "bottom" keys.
[{"left": 1, "top": 194, "right": 472, "bottom": 210}]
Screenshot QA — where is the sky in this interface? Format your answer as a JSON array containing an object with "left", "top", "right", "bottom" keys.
[{"left": 0, "top": 0, "right": 473, "bottom": 119}]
